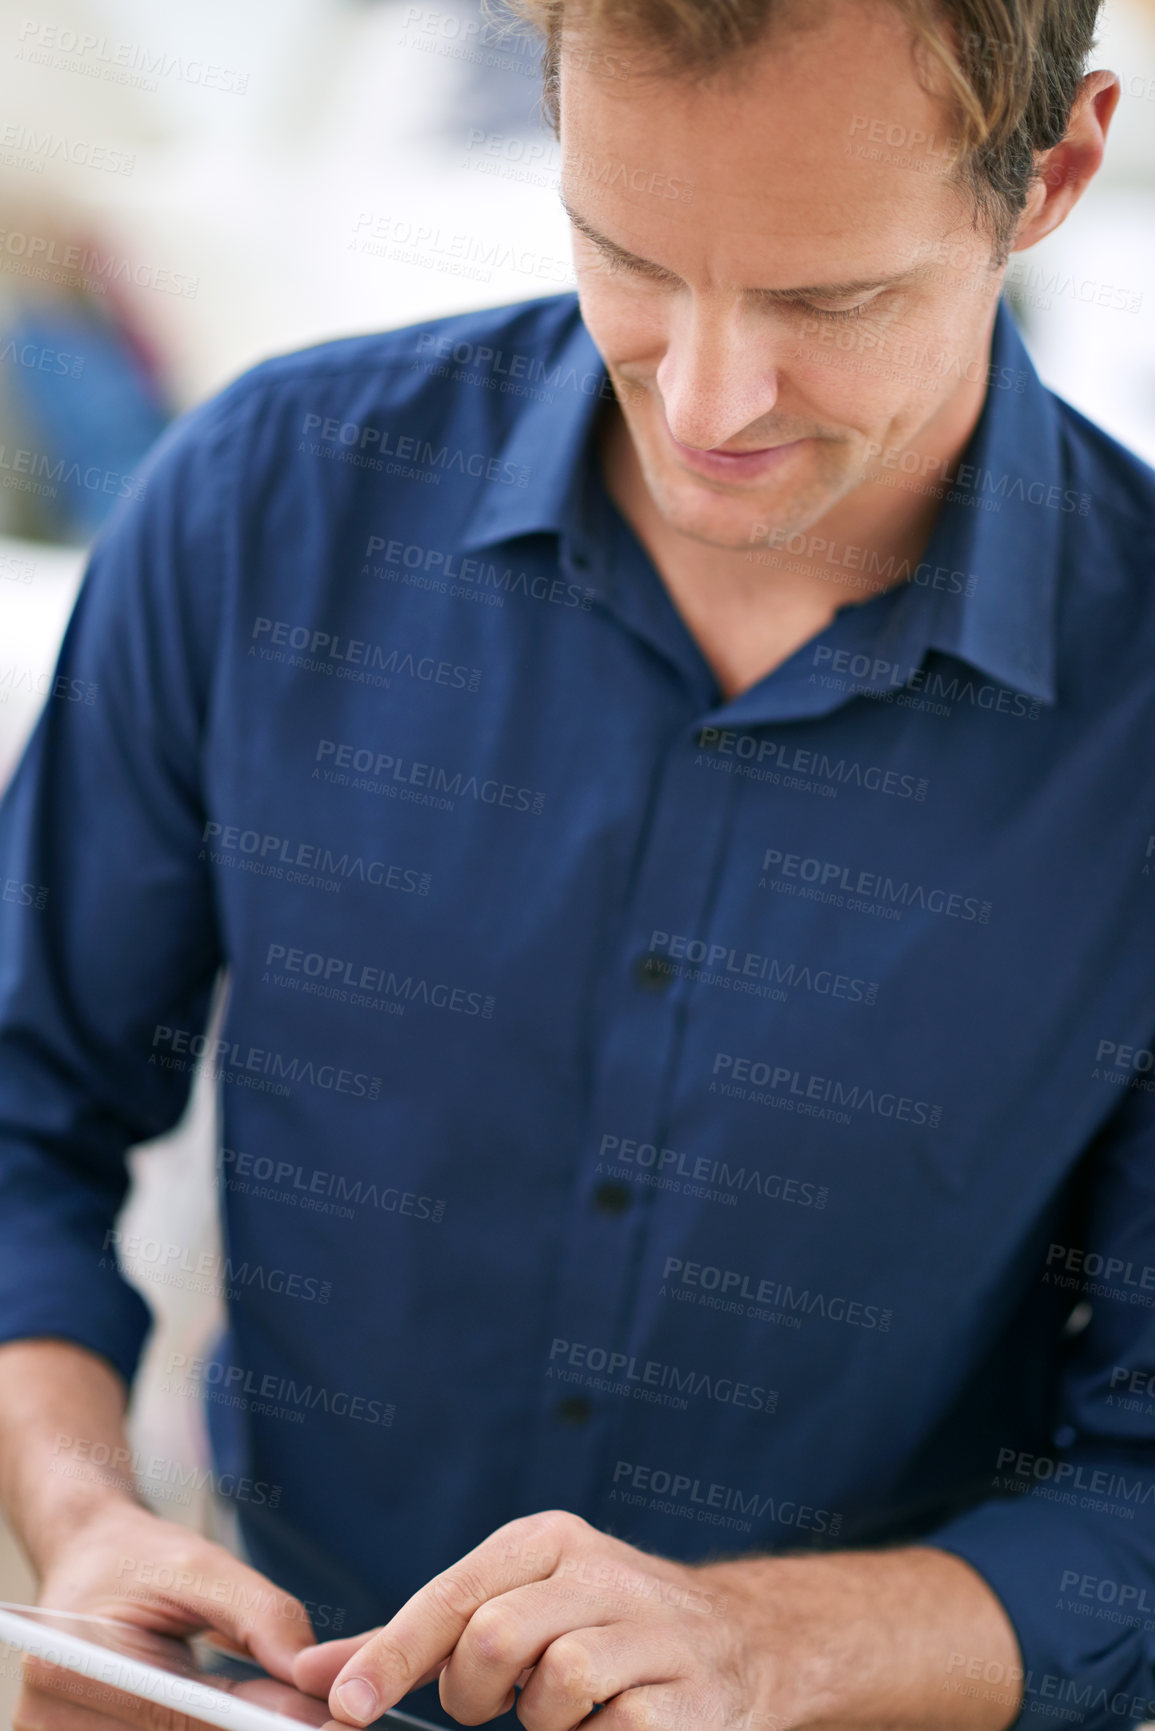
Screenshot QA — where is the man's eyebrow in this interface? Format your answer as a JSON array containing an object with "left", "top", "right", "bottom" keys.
[{"left": 559, "top": 197, "right": 913, "bottom": 301}]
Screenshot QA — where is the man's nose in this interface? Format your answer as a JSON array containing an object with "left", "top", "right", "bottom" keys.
[{"left": 655, "top": 305, "right": 782, "bottom": 451}]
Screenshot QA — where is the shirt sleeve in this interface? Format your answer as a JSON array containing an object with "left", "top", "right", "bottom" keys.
[
  {"left": 926, "top": 1076, "right": 1155, "bottom": 1731},
  {"left": 0, "top": 387, "right": 244, "bottom": 1388}
]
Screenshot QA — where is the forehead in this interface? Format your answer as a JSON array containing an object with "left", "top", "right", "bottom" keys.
[{"left": 556, "top": 0, "right": 975, "bottom": 285}]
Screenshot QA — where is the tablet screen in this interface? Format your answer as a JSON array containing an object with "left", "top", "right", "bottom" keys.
[{"left": 0, "top": 1603, "right": 443, "bottom": 1731}]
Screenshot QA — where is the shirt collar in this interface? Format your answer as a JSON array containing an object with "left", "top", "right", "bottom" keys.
[
  {"left": 456, "top": 298, "right": 607, "bottom": 554},
  {"left": 917, "top": 299, "right": 1062, "bottom": 705},
  {"left": 457, "top": 294, "right": 1062, "bottom": 707}
]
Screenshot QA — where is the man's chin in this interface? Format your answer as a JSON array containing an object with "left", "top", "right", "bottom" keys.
[{"left": 652, "top": 481, "right": 833, "bottom": 553}]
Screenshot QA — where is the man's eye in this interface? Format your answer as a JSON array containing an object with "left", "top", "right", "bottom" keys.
[
  {"left": 803, "top": 301, "right": 870, "bottom": 322},
  {"left": 596, "top": 248, "right": 674, "bottom": 284},
  {"left": 588, "top": 244, "right": 876, "bottom": 316}
]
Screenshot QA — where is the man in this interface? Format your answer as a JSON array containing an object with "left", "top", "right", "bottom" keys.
[{"left": 1, "top": 0, "right": 1152, "bottom": 1727}]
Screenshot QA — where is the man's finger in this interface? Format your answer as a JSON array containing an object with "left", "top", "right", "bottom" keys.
[
  {"left": 447, "top": 1615, "right": 685, "bottom": 1730},
  {"left": 582, "top": 1679, "right": 698, "bottom": 1731},
  {"left": 17, "top": 1665, "right": 220, "bottom": 1731},
  {"left": 436, "top": 1579, "right": 617, "bottom": 1724},
  {"left": 22, "top": 1652, "right": 176, "bottom": 1728},
  {"left": 108, "top": 1547, "right": 316, "bottom": 1679},
  {"left": 292, "top": 1632, "right": 382, "bottom": 1695},
  {"left": 328, "top": 1512, "right": 588, "bottom": 1723},
  {"left": 15, "top": 1679, "right": 141, "bottom": 1731},
  {"left": 294, "top": 1631, "right": 446, "bottom": 1700},
  {"left": 17, "top": 1643, "right": 347, "bottom": 1731}
]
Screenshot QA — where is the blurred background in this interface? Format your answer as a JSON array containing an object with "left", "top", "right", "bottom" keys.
[{"left": 0, "top": 0, "right": 1153, "bottom": 1719}]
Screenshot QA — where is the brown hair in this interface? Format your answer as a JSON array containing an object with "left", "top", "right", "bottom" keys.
[{"left": 493, "top": 0, "right": 1104, "bottom": 260}]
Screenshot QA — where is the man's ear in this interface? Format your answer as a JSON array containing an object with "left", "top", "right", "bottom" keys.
[{"left": 1011, "top": 70, "right": 1121, "bottom": 253}]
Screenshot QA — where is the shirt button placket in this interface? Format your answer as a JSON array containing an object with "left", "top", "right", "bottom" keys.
[{"left": 522, "top": 725, "right": 740, "bottom": 1514}]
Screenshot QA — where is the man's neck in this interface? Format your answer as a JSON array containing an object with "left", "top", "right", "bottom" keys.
[{"left": 596, "top": 382, "right": 990, "bottom": 702}]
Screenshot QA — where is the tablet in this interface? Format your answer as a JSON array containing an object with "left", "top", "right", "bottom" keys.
[{"left": 0, "top": 1602, "right": 444, "bottom": 1731}]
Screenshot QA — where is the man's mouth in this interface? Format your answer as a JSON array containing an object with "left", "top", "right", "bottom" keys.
[{"left": 667, "top": 429, "right": 811, "bottom": 482}]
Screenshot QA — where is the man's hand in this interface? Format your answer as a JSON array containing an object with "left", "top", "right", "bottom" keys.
[
  {"left": 295, "top": 1510, "right": 758, "bottom": 1731},
  {"left": 11, "top": 1498, "right": 317, "bottom": 1731},
  {"left": 294, "top": 1510, "right": 1023, "bottom": 1731}
]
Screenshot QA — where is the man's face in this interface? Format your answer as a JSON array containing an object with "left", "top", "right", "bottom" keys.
[{"left": 559, "top": 0, "right": 1009, "bottom": 551}]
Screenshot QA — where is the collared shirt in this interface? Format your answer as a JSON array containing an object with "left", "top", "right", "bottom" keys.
[{"left": 3, "top": 293, "right": 1155, "bottom": 1731}]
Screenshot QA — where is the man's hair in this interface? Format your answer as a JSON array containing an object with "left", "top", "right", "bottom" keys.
[{"left": 496, "top": 0, "right": 1104, "bottom": 262}]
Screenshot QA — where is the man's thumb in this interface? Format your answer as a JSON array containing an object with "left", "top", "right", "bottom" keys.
[{"left": 186, "top": 1553, "right": 316, "bottom": 1680}]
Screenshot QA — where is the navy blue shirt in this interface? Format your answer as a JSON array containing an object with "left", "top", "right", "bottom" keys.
[{"left": 3, "top": 292, "right": 1155, "bottom": 1730}]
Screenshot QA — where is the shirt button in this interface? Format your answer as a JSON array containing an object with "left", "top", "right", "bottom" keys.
[
  {"left": 556, "top": 1395, "right": 592, "bottom": 1425},
  {"left": 593, "top": 1181, "right": 631, "bottom": 1215},
  {"left": 633, "top": 952, "right": 675, "bottom": 990}
]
